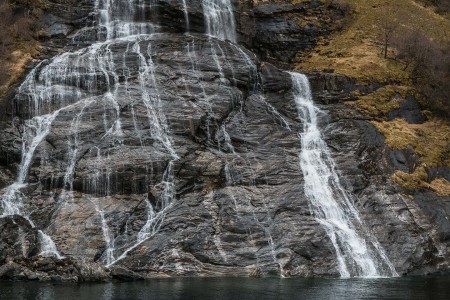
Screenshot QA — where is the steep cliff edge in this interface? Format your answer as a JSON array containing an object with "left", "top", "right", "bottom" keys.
[{"left": 0, "top": 0, "right": 449, "bottom": 281}]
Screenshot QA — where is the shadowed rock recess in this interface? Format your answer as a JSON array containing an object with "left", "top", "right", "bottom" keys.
[{"left": 0, "top": 0, "right": 448, "bottom": 281}]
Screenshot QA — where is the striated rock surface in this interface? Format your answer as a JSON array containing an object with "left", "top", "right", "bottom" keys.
[{"left": 0, "top": 0, "right": 448, "bottom": 281}]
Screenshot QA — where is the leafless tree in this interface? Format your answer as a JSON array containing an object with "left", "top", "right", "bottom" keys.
[
  {"left": 395, "top": 31, "right": 450, "bottom": 117},
  {"left": 378, "top": 10, "right": 398, "bottom": 59}
]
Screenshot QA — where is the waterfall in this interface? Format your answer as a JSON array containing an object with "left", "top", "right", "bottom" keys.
[
  {"left": 181, "top": 0, "right": 190, "bottom": 31},
  {"left": 202, "top": 0, "right": 237, "bottom": 42},
  {"left": 1, "top": 0, "right": 178, "bottom": 264},
  {"left": 91, "top": 200, "right": 115, "bottom": 265},
  {"left": 107, "top": 161, "right": 176, "bottom": 267},
  {"left": 18, "top": 112, "right": 61, "bottom": 184},
  {"left": 199, "top": 24, "right": 294, "bottom": 274},
  {"left": 290, "top": 72, "right": 398, "bottom": 278},
  {"left": 38, "top": 230, "right": 64, "bottom": 259},
  {"left": 63, "top": 100, "right": 94, "bottom": 191},
  {"left": 1, "top": 110, "right": 60, "bottom": 219},
  {"left": 211, "top": 41, "right": 225, "bottom": 80},
  {"left": 0, "top": 0, "right": 401, "bottom": 278},
  {"left": 96, "top": 0, "right": 157, "bottom": 40}
]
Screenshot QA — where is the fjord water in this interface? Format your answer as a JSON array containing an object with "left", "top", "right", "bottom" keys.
[{"left": 1, "top": 277, "right": 450, "bottom": 300}]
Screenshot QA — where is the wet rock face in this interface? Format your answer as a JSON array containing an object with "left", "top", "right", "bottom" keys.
[
  {"left": 39, "top": 0, "right": 96, "bottom": 49},
  {"left": 0, "top": 216, "right": 39, "bottom": 264},
  {"left": 320, "top": 112, "right": 448, "bottom": 276},
  {"left": 3, "top": 30, "right": 339, "bottom": 277},
  {"left": 0, "top": 0, "right": 449, "bottom": 281}
]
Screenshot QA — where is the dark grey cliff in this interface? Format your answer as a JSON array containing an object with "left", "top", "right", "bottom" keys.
[{"left": 0, "top": 0, "right": 448, "bottom": 281}]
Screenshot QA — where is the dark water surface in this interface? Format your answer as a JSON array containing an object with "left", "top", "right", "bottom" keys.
[{"left": 1, "top": 277, "right": 450, "bottom": 300}]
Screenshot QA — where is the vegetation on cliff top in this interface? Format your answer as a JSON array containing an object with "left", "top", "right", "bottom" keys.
[{"left": 296, "top": 0, "right": 449, "bottom": 82}]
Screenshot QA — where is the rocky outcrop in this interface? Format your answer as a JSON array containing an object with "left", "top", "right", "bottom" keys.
[
  {"left": 0, "top": 0, "right": 449, "bottom": 281},
  {"left": 238, "top": 0, "right": 352, "bottom": 66},
  {"left": 0, "top": 216, "right": 39, "bottom": 263},
  {"left": 0, "top": 215, "right": 110, "bottom": 281}
]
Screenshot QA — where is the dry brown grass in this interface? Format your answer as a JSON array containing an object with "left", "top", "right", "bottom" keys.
[
  {"left": 0, "top": 45, "right": 39, "bottom": 93},
  {"left": 347, "top": 85, "right": 415, "bottom": 117},
  {"left": 0, "top": 1, "right": 44, "bottom": 98},
  {"left": 373, "top": 118, "right": 450, "bottom": 193},
  {"left": 295, "top": 0, "right": 450, "bottom": 83},
  {"left": 429, "top": 178, "right": 450, "bottom": 196},
  {"left": 372, "top": 118, "right": 450, "bottom": 167},
  {"left": 392, "top": 167, "right": 429, "bottom": 191},
  {"left": 392, "top": 171, "right": 450, "bottom": 196}
]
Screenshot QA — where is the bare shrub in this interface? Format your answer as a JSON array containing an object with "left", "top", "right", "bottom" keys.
[
  {"left": 395, "top": 31, "right": 450, "bottom": 117},
  {"left": 374, "top": 6, "right": 399, "bottom": 59}
]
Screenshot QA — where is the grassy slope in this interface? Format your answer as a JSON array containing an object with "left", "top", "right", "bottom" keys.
[
  {"left": 294, "top": 0, "right": 450, "bottom": 196},
  {"left": 297, "top": 0, "right": 450, "bottom": 82},
  {"left": 0, "top": 1, "right": 44, "bottom": 98},
  {"left": 0, "top": 45, "right": 40, "bottom": 97}
]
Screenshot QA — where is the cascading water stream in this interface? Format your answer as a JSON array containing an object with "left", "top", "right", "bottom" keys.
[
  {"left": 202, "top": 0, "right": 237, "bottom": 43},
  {"left": 107, "top": 160, "right": 177, "bottom": 267},
  {"left": 1, "top": 110, "right": 60, "bottom": 216},
  {"left": 1, "top": 0, "right": 178, "bottom": 263},
  {"left": 38, "top": 230, "right": 65, "bottom": 260},
  {"left": 1, "top": 108, "right": 67, "bottom": 259},
  {"left": 181, "top": 0, "right": 190, "bottom": 31},
  {"left": 201, "top": 0, "right": 293, "bottom": 274},
  {"left": 89, "top": 1, "right": 179, "bottom": 265},
  {"left": 290, "top": 72, "right": 398, "bottom": 278},
  {"left": 92, "top": 200, "right": 115, "bottom": 265}
]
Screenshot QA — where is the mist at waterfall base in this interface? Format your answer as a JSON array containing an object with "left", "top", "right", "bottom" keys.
[{"left": 1, "top": 277, "right": 450, "bottom": 300}]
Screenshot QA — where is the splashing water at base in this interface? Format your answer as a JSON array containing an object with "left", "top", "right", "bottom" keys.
[{"left": 38, "top": 230, "right": 64, "bottom": 260}]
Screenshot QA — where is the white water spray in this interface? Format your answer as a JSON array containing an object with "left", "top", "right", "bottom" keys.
[
  {"left": 38, "top": 230, "right": 64, "bottom": 259},
  {"left": 202, "top": 0, "right": 237, "bottom": 42}
]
